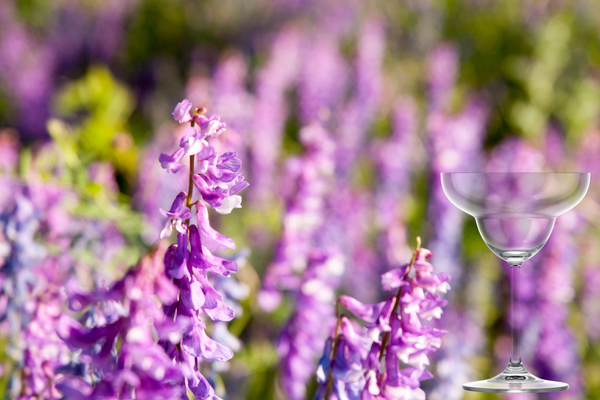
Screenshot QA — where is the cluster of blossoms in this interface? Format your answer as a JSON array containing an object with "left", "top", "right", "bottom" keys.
[
  {"left": 56, "top": 242, "right": 188, "bottom": 399},
  {"left": 314, "top": 241, "right": 451, "bottom": 400},
  {"left": 159, "top": 100, "right": 248, "bottom": 396},
  {"left": 0, "top": 131, "right": 135, "bottom": 399},
  {"left": 250, "top": 27, "right": 301, "bottom": 205},
  {"left": 258, "top": 123, "right": 343, "bottom": 399},
  {"left": 279, "top": 249, "right": 344, "bottom": 400},
  {"left": 259, "top": 123, "right": 336, "bottom": 311},
  {"left": 56, "top": 100, "right": 248, "bottom": 399},
  {"left": 0, "top": 187, "right": 71, "bottom": 399}
]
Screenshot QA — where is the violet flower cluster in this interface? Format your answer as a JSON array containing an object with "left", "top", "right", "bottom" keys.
[
  {"left": 530, "top": 218, "right": 582, "bottom": 398},
  {"left": 336, "top": 20, "right": 384, "bottom": 175},
  {"left": 258, "top": 123, "right": 336, "bottom": 311},
  {"left": 258, "top": 123, "right": 340, "bottom": 399},
  {"left": 159, "top": 100, "right": 248, "bottom": 396},
  {"left": 250, "top": 28, "right": 301, "bottom": 205},
  {"left": 55, "top": 100, "right": 248, "bottom": 399},
  {"left": 0, "top": 130, "right": 138, "bottom": 400},
  {"left": 0, "top": 1, "right": 136, "bottom": 138},
  {"left": 314, "top": 243, "right": 451, "bottom": 400},
  {"left": 279, "top": 249, "right": 344, "bottom": 400},
  {"left": 0, "top": 186, "right": 71, "bottom": 400},
  {"left": 56, "top": 241, "right": 188, "bottom": 399}
]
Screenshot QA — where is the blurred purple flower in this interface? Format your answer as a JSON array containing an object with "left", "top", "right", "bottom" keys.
[
  {"left": 56, "top": 241, "right": 189, "bottom": 400},
  {"left": 210, "top": 52, "right": 254, "bottom": 173},
  {"left": 372, "top": 98, "right": 417, "bottom": 271},
  {"left": 336, "top": 20, "right": 384, "bottom": 175},
  {"left": 529, "top": 218, "right": 582, "bottom": 399},
  {"left": 279, "top": 249, "right": 344, "bottom": 400},
  {"left": 0, "top": 184, "right": 80, "bottom": 398},
  {"left": 427, "top": 43, "right": 459, "bottom": 113},
  {"left": 299, "top": 33, "right": 347, "bottom": 124},
  {"left": 250, "top": 27, "right": 302, "bottom": 204},
  {"left": 258, "top": 123, "right": 335, "bottom": 311},
  {"left": 0, "top": 2, "right": 54, "bottom": 138}
]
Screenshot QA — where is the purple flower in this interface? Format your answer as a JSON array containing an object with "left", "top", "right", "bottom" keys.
[
  {"left": 172, "top": 99, "right": 193, "bottom": 123},
  {"left": 427, "top": 43, "right": 459, "bottom": 113},
  {"left": 159, "top": 191, "right": 191, "bottom": 239},
  {"left": 299, "top": 33, "right": 347, "bottom": 124},
  {"left": 249, "top": 28, "right": 301, "bottom": 204},
  {"left": 336, "top": 20, "right": 384, "bottom": 175},
  {"left": 193, "top": 114, "right": 227, "bottom": 138},
  {"left": 158, "top": 147, "right": 186, "bottom": 174}
]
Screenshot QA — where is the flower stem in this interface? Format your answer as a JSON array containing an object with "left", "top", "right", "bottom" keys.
[
  {"left": 185, "top": 154, "right": 195, "bottom": 227},
  {"left": 378, "top": 237, "right": 421, "bottom": 363},
  {"left": 325, "top": 300, "right": 342, "bottom": 400}
]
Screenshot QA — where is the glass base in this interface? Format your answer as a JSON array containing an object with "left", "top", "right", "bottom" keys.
[{"left": 463, "top": 360, "right": 569, "bottom": 393}]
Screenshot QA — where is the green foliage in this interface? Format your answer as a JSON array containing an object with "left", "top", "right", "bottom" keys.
[
  {"left": 54, "top": 66, "right": 138, "bottom": 176},
  {"left": 233, "top": 341, "right": 280, "bottom": 400}
]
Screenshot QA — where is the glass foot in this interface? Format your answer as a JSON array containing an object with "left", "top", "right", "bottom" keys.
[{"left": 463, "top": 360, "right": 569, "bottom": 393}]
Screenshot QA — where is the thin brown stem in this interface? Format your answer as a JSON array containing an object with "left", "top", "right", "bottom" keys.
[
  {"left": 378, "top": 237, "right": 421, "bottom": 363},
  {"left": 185, "top": 155, "right": 195, "bottom": 227},
  {"left": 324, "top": 300, "right": 342, "bottom": 400}
]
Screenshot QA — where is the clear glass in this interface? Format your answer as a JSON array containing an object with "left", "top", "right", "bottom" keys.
[{"left": 441, "top": 172, "right": 590, "bottom": 393}]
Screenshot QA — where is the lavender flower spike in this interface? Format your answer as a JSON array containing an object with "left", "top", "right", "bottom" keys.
[{"left": 156, "top": 101, "right": 248, "bottom": 397}]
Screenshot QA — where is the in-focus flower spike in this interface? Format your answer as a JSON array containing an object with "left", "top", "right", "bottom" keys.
[
  {"left": 155, "top": 101, "right": 247, "bottom": 397},
  {"left": 314, "top": 239, "right": 451, "bottom": 400}
]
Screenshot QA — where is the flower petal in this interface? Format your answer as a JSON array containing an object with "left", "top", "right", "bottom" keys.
[{"left": 214, "top": 195, "right": 242, "bottom": 214}]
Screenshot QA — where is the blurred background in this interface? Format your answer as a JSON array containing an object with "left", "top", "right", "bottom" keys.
[{"left": 1, "top": 0, "right": 600, "bottom": 399}]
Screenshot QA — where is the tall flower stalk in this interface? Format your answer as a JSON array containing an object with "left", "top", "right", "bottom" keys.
[
  {"left": 158, "top": 100, "right": 248, "bottom": 396},
  {"left": 314, "top": 238, "right": 451, "bottom": 400},
  {"left": 56, "top": 100, "right": 248, "bottom": 399}
]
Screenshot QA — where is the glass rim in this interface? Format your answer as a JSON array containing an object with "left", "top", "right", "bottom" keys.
[{"left": 440, "top": 172, "right": 590, "bottom": 175}]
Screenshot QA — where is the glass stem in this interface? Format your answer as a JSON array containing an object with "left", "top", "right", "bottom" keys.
[{"left": 510, "top": 262, "right": 521, "bottom": 364}]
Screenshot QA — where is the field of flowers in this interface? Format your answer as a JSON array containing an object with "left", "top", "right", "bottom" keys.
[{"left": 1, "top": 0, "right": 600, "bottom": 399}]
